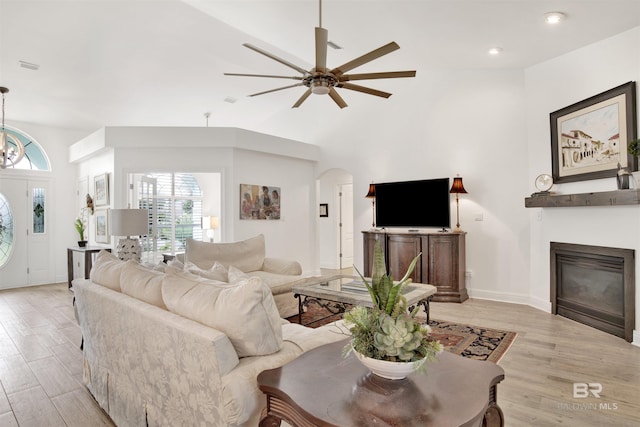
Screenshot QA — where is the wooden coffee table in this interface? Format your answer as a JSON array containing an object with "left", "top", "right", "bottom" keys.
[
  {"left": 292, "top": 275, "right": 437, "bottom": 325},
  {"left": 258, "top": 339, "right": 505, "bottom": 427}
]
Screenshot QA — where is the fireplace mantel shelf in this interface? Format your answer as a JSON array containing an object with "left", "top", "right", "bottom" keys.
[{"left": 525, "top": 189, "right": 640, "bottom": 208}]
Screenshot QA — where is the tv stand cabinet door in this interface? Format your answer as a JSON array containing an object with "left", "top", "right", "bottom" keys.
[
  {"left": 363, "top": 232, "right": 386, "bottom": 277},
  {"left": 427, "top": 234, "right": 468, "bottom": 302},
  {"left": 387, "top": 234, "right": 422, "bottom": 283}
]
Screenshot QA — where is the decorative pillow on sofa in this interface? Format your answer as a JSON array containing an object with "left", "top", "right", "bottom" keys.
[
  {"left": 227, "top": 265, "right": 249, "bottom": 283},
  {"left": 184, "top": 261, "right": 229, "bottom": 282},
  {"left": 164, "top": 265, "right": 230, "bottom": 287},
  {"left": 120, "top": 261, "right": 167, "bottom": 309},
  {"left": 185, "top": 234, "right": 265, "bottom": 272},
  {"left": 161, "top": 270, "right": 283, "bottom": 357},
  {"left": 89, "top": 250, "right": 125, "bottom": 292}
]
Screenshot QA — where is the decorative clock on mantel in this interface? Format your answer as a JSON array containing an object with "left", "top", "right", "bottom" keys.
[{"left": 531, "top": 173, "right": 554, "bottom": 197}]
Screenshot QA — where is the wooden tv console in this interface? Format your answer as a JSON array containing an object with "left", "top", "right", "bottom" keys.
[{"left": 362, "top": 230, "right": 467, "bottom": 303}]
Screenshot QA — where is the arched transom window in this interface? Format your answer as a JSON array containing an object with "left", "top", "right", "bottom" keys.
[{"left": 1, "top": 126, "right": 50, "bottom": 171}]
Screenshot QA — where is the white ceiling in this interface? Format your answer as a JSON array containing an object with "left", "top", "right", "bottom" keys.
[{"left": 1, "top": 0, "right": 639, "bottom": 135}]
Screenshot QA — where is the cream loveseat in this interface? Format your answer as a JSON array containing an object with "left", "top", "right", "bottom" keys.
[
  {"left": 74, "top": 251, "right": 347, "bottom": 427},
  {"left": 177, "top": 234, "right": 305, "bottom": 318}
]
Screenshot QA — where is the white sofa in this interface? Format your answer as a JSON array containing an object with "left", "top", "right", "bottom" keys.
[
  {"left": 178, "top": 234, "right": 306, "bottom": 318},
  {"left": 74, "top": 251, "right": 348, "bottom": 427}
]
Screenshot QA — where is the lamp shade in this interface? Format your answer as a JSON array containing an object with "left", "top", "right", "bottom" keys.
[
  {"left": 365, "top": 183, "right": 376, "bottom": 198},
  {"left": 110, "top": 209, "right": 149, "bottom": 236},
  {"left": 449, "top": 176, "right": 468, "bottom": 194},
  {"left": 202, "top": 216, "right": 219, "bottom": 230}
]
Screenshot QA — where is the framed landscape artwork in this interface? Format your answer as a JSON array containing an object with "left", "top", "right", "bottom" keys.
[
  {"left": 95, "top": 209, "right": 109, "bottom": 244},
  {"left": 550, "top": 81, "right": 637, "bottom": 184},
  {"left": 240, "top": 184, "right": 281, "bottom": 220},
  {"left": 94, "top": 173, "right": 110, "bottom": 206}
]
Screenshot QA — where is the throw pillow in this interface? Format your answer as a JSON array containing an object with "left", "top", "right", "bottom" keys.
[
  {"left": 227, "top": 265, "right": 249, "bottom": 283},
  {"left": 89, "top": 250, "right": 125, "bottom": 291},
  {"left": 185, "top": 234, "right": 265, "bottom": 272},
  {"left": 162, "top": 270, "right": 283, "bottom": 357},
  {"left": 165, "top": 265, "right": 230, "bottom": 287},
  {"left": 120, "top": 260, "right": 167, "bottom": 309},
  {"left": 167, "top": 258, "right": 184, "bottom": 270},
  {"left": 184, "top": 261, "right": 229, "bottom": 282}
]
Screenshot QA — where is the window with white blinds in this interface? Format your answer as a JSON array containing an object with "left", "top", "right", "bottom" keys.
[{"left": 136, "top": 173, "right": 203, "bottom": 258}]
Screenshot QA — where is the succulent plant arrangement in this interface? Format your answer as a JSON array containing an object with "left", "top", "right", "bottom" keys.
[{"left": 343, "top": 241, "right": 442, "bottom": 371}]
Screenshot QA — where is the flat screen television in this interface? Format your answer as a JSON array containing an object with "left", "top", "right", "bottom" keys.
[{"left": 375, "top": 178, "right": 451, "bottom": 229}]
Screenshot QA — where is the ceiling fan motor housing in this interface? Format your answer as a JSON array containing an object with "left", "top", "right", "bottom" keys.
[{"left": 306, "top": 72, "right": 337, "bottom": 95}]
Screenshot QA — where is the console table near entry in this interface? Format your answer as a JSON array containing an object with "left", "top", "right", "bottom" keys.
[
  {"left": 258, "top": 339, "right": 505, "bottom": 427},
  {"left": 67, "top": 246, "right": 111, "bottom": 289}
]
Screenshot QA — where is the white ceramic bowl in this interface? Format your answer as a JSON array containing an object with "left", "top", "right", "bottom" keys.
[{"left": 353, "top": 350, "right": 421, "bottom": 380}]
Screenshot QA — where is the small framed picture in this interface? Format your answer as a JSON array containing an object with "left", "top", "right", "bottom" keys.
[
  {"left": 95, "top": 209, "right": 109, "bottom": 244},
  {"left": 94, "top": 173, "right": 110, "bottom": 206},
  {"left": 319, "top": 203, "right": 328, "bottom": 217}
]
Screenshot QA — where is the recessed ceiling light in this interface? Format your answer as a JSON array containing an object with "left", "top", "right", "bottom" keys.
[
  {"left": 544, "top": 12, "right": 566, "bottom": 24},
  {"left": 224, "top": 96, "right": 237, "bottom": 104},
  {"left": 488, "top": 47, "right": 503, "bottom": 56}
]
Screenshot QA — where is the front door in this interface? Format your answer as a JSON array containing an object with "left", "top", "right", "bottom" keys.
[
  {"left": 0, "top": 177, "right": 52, "bottom": 288},
  {"left": 0, "top": 178, "right": 29, "bottom": 288}
]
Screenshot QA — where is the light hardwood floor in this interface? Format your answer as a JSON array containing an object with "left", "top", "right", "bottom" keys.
[{"left": 1, "top": 283, "right": 639, "bottom": 426}]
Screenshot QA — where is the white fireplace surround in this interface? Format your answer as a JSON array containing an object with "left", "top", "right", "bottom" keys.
[{"left": 530, "top": 201, "right": 640, "bottom": 347}]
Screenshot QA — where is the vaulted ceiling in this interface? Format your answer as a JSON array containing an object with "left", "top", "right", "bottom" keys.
[{"left": 1, "top": 0, "right": 639, "bottom": 137}]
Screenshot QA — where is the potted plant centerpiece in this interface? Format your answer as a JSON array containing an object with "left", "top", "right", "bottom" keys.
[{"left": 343, "top": 241, "right": 442, "bottom": 380}]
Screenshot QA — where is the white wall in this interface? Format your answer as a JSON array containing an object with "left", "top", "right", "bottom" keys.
[
  {"left": 313, "top": 69, "right": 531, "bottom": 303},
  {"left": 193, "top": 172, "right": 222, "bottom": 243},
  {"left": 232, "top": 149, "right": 318, "bottom": 274},
  {"left": 70, "top": 127, "right": 321, "bottom": 274},
  {"left": 525, "top": 27, "right": 640, "bottom": 335}
]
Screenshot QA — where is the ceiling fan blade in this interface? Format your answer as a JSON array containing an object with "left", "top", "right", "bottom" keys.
[
  {"left": 331, "top": 42, "right": 400, "bottom": 77},
  {"left": 315, "top": 27, "right": 328, "bottom": 71},
  {"left": 329, "top": 88, "right": 348, "bottom": 109},
  {"left": 292, "top": 89, "right": 312, "bottom": 108},
  {"left": 337, "top": 82, "right": 392, "bottom": 99},
  {"left": 249, "top": 83, "right": 304, "bottom": 97},
  {"left": 224, "top": 73, "right": 304, "bottom": 80},
  {"left": 243, "top": 43, "right": 309, "bottom": 75},
  {"left": 340, "top": 70, "right": 416, "bottom": 81}
]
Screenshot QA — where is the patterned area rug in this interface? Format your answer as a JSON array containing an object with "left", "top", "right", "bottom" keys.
[
  {"left": 286, "top": 306, "right": 517, "bottom": 364},
  {"left": 425, "top": 319, "right": 517, "bottom": 363}
]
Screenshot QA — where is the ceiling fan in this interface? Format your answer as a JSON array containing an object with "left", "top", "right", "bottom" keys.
[{"left": 224, "top": 0, "right": 416, "bottom": 109}]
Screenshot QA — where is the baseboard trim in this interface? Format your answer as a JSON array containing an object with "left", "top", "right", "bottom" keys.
[
  {"left": 633, "top": 330, "right": 640, "bottom": 347},
  {"left": 467, "top": 288, "right": 552, "bottom": 312}
]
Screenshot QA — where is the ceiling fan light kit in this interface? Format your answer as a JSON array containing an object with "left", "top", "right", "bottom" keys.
[{"left": 225, "top": 0, "right": 416, "bottom": 109}]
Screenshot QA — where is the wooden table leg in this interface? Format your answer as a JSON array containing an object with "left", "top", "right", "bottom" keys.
[
  {"left": 483, "top": 385, "right": 504, "bottom": 427},
  {"left": 259, "top": 399, "right": 282, "bottom": 427},
  {"left": 67, "top": 249, "right": 74, "bottom": 288},
  {"left": 84, "top": 251, "right": 93, "bottom": 280}
]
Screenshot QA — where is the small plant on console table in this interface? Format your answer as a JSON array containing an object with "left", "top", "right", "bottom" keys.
[
  {"left": 74, "top": 209, "right": 88, "bottom": 247},
  {"left": 343, "top": 241, "right": 442, "bottom": 379}
]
